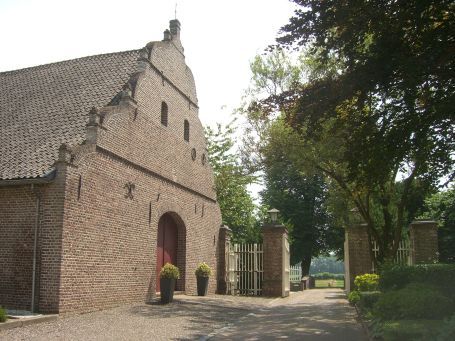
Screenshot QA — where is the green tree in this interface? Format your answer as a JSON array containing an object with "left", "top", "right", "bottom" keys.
[
  {"left": 260, "top": 118, "right": 344, "bottom": 275},
  {"left": 418, "top": 186, "right": 455, "bottom": 263},
  {"left": 309, "top": 256, "right": 344, "bottom": 274},
  {"left": 255, "top": 0, "right": 454, "bottom": 264},
  {"left": 241, "top": 50, "right": 345, "bottom": 273},
  {"left": 205, "top": 123, "right": 260, "bottom": 243}
]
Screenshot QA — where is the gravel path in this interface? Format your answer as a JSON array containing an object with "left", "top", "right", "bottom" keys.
[{"left": 0, "top": 289, "right": 365, "bottom": 340}]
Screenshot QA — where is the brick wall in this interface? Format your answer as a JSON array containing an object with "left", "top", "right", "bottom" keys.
[
  {"left": 55, "top": 32, "right": 221, "bottom": 313},
  {"left": 1, "top": 24, "right": 221, "bottom": 314},
  {"left": 0, "top": 186, "right": 36, "bottom": 310},
  {"left": 262, "top": 224, "right": 288, "bottom": 297},
  {"left": 58, "top": 150, "right": 220, "bottom": 313},
  {"left": 38, "top": 162, "right": 68, "bottom": 313},
  {"left": 98, "top": 35, "right": 215, "bottom": 201},
  {"left": 410, "top": 220, "right": 438, "bottom": 264},
  {"left": 0, "top": 163, "right": 66, "bottom": 313},
  {"left": 344, "top": 224, "right": 372, "bottom": 292}
]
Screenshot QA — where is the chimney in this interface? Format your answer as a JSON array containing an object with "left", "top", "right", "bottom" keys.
[{"left": 169, "top": 19, "right": 181, "bottom": 38}]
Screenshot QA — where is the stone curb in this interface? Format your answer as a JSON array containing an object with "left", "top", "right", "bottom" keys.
[{"left": 0, "top": 315, "right": 58, "bottom": 331}]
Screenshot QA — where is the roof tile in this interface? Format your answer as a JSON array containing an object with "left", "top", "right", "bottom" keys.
[{"left": 0, "top": 50, "right": 139, "bottom": 180}]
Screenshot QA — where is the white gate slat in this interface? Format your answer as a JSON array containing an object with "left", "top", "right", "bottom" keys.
[
  {"left": 290, "top": 262, "right": 302, "bottom": 282},
  {"left": 226, "top": 242, "right": 264, "bottom": 296},
  {"left": 371, "top": 238, "right": 411, "bottom": 273}
]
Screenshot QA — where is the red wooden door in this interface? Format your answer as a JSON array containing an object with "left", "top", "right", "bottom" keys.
[{"left": 156, "top": 214, "right": 178, "bottom": 292}]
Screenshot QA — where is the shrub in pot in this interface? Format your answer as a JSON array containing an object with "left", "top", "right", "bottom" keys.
[
  {"left": 160, "top": 263, "right": 180, "bottom": 304},
  {"left": 195, "top": 262, "right": 211, "bottom": 296}
]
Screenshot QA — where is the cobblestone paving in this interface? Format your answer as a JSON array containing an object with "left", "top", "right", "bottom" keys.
[{"left": 0, "top": 290, "right": 366, "bottom": 340}]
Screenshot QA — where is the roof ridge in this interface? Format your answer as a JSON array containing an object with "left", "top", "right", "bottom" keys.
[{"left": 0, "top": 49, "right": 140, "bottom": 75}]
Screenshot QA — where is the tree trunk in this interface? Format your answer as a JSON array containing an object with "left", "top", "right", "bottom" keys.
[{"left": 301, "top": 256, "right": 312, "bottom": 277}]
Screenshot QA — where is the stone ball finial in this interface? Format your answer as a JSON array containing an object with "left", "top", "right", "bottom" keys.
[
  {"left": 163, "top": 29, "right": 171, "bottom": 41},
  {"left": 121, "top": 83, "right": 133, "bottom": 98},
  {"left": 139, "top": 47, "right": 149, "bottom": 60}
]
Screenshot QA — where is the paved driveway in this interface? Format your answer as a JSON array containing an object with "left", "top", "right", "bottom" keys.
[
  {"left": 0, "top": 289, "right": 366, "bottom": 340},
  {"left": 211, "top": 289, "right": 366, "bottom": 340}
]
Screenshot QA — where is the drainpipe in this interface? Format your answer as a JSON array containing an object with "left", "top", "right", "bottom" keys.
[{"left": 31, "top": 184, "right": 41, "bottom": 313}]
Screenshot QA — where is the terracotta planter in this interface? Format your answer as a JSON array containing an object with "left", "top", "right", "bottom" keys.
[
  {"left": 160, "top": 278, "right": 176, "bottom": 303},
  {"left": 197, "top": 276, "right": 209, "bottom": 296}
]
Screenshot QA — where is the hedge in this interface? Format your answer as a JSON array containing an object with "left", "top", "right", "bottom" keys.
[
  {"left": 374, "top": 283, "right": 453, "bottom": 320},
  {"left": 377, "top": 314, "right": 455, "bottom": 341},
  {"left": 312, "top": 272, "right": 344, "bottom": 280},
  {"left": 358, "top": 291, "right": 381, "bottom": 311},
  {"left": 379, "top": 264, "right": 455, "bottom": 300},
  {"left": 380, "top": 319, "right": 444, "bottom": 341}
]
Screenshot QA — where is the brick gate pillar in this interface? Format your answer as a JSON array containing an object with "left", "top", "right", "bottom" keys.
[
  {"left": 409, "top": 220, "right": 438, "bottom": 264},
  {"left": 217, "top": 225, "right": 231, "bottom": 294},
  {"left": 344, "top": 223, "right": 372, "bottom": 292},
  {"left": 262, "top": 223, "right": 290, "bottom": 297}
]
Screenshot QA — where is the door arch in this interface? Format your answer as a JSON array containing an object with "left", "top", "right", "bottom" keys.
[{"left": 156, "top": 212, "right": 186, "bottom": 292}]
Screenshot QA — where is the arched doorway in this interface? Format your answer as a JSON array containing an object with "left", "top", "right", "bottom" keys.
[{"left": 156, "top": 213, "right": 186, "bottom": 292}]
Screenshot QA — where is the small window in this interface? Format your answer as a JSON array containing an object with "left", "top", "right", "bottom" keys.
[
  {"left": 161, "top": 102, "right": 168, "bottom": 126},
  {"left": 184, "top": 119, "right": 190, "bottom": 142}
]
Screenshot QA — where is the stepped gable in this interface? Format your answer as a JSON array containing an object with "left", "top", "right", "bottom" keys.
[{"left": 0, "top": 50, "right": 139, "bottom": 180}]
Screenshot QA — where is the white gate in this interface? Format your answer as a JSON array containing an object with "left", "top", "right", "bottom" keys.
[
  {"left": 371, "top": 238, "right": 411, "bottom": 272},
  {"left": 226, "top": 243, "right": 263, "bottom": 295},
  {"left": 290, "top": 262, "right": 302, "bottom": 282}
]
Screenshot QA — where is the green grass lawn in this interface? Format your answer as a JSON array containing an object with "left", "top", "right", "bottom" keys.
[{"left": 315, "top": 279, "right": 345, "bottom": 288}]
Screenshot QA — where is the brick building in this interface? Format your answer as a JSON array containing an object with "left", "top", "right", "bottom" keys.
[{"left": 0, "top": 20, "right": 222, "bottom": 313}]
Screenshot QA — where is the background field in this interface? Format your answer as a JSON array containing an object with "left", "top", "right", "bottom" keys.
[{"left": 315, "top": 279, "right": 345, "bottom": 288}]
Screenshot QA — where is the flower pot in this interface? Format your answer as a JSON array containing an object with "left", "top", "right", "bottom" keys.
[
  {"left": 160, "top": 278, "right": 176, "bottom": 304},
  {"left": 197, "top": 276, "right": 209, "bottom": 296}
]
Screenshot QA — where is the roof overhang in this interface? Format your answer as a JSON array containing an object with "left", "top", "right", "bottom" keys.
[{"left": 0, "top": 169, "right": 56, "bottom": 187}]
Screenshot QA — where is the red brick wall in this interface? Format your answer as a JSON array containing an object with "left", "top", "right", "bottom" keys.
[
  {"left": 38, "top": 163, "right": 67, "bottom": 313},
  {"left": 0, "top": 186, "right": 36, "bottom": 310},
  {"left": 0, "top": 165, "right": 66, "bottom": 313},
  {"left": 344, "top": 224, "right": 372, "bottom": 292},
  {"left": 262, "top": 225, "right": 288, "bottom": 297},
  {"left": 1, "top": 31, "right": 221, "bottom": 314},
  {"left": 55, "top": 35, "right": 221, "bottom": 313},
  {"left": 58, "top": 150, "right": 220, "bottom": 313},
  {"left": 410, "top": 221, "right": 438, "bottom": 264},
  {"left": 98, "top": 39, "right": 215, "bottom": 201}
]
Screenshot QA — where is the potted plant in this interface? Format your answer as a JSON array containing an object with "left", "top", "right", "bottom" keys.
[
  {"left": 160, "top": 263, "right": 180, "bottom": 304},
  {"left": 195, "top": 262, "right": 212, "bottom": 296}
]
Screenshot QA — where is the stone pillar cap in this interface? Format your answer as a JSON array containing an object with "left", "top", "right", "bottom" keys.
[{"left": 262, "top": 223, "right": 287, "bottom": 232}]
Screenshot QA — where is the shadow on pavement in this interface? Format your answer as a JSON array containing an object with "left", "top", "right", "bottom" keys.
[
  {"left": 212, "top": 300, "right": 365, "bottom": 340},
  {"left": 129, "top": 298, "right": 253, "bottom": 340}
]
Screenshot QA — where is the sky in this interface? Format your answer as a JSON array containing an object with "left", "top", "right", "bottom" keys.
[{"left": 0, "top": 0, "right": 296, "bottom": 128}]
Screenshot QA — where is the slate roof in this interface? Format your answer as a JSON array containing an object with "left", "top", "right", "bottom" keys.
[{"left": 0, "top": 49, "right": 140, "bottom": 180}]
